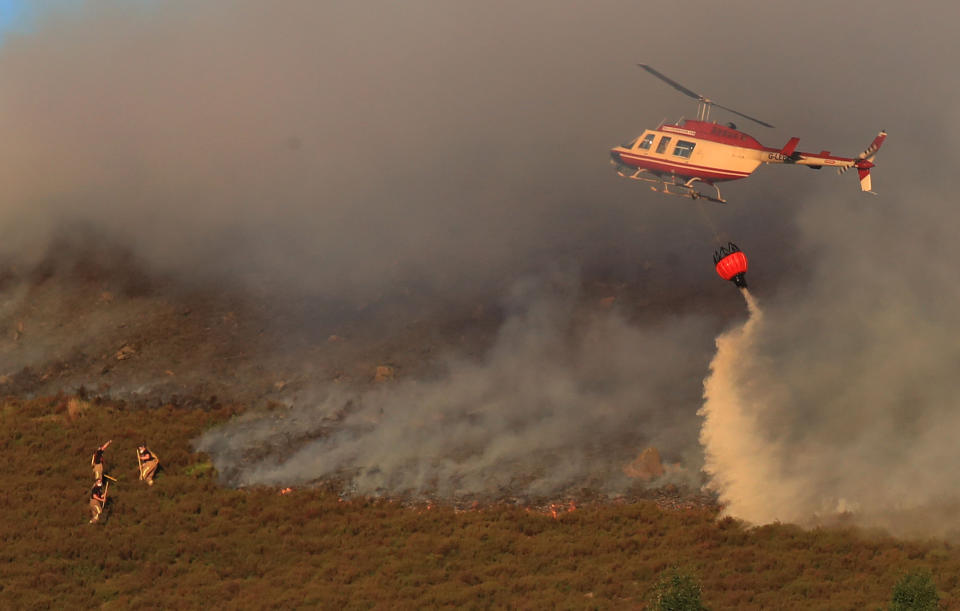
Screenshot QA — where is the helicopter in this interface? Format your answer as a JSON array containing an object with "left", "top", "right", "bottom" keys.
[{"left": 610, "top": 64, "right": 887, "bottom": 203}]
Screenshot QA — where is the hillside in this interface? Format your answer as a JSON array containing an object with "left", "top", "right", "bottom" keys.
[{"left": 3, "top": 393, "right": 960, "bottom": 609}]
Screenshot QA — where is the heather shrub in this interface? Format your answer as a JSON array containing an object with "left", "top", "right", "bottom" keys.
[
  {"left": 650, "top": 568, "right": 707, "bottom": 610},
  {"left": 6, "top": 394, "right": 960, "bottom": 608},
  {"left": 890, "top": 570, "right": 939, "bottom": 611}
]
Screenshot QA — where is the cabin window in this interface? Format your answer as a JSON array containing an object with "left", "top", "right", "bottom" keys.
[
  {"left": 637, "top": 133, "right": 656, "bottom": 151},
  {"left": 655, "top": 136, "right": 672, "bottom": 154},
  {"left": 672, "top": 140, "right": 696, "bottom": 158}
]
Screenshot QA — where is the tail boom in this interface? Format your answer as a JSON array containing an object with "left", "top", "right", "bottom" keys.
[{"left": 760, "top": 130, "right": 886, "bottom": 193}]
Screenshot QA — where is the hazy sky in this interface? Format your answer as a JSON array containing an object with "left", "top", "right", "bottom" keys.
[{"left": 0, "top": 0, "right": 28, "bottom": 33}]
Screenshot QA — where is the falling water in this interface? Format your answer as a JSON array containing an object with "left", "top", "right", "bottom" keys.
[{"left": 698, "top": 289, "right": 802, "bottom": 523}]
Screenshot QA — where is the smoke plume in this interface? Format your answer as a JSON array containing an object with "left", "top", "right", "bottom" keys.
[
  {"left": 197, "top": 274, "right": 713, "bottom": 498},
  {"left": 0, "top": 0, "right": 747, "bottom": 306}
]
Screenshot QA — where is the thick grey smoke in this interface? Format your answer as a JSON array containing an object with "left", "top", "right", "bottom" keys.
[
  {"left": 0, "top": 0, "right": 750, "bottom": 303},
  {"left": 197, "top": 274, "right": 713, "bottom": 497}
]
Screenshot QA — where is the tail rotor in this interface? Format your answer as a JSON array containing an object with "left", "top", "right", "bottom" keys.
[{"left": 839, "top": 130, "right": 887, "bottom": 193}]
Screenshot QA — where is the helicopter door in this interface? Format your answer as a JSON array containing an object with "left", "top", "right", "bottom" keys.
[
  {"left": 655, "top": 136, "right": 672, "bottom": 154},
  {"left": 672, "top": 140, "right": 696, "bottom": 159}
]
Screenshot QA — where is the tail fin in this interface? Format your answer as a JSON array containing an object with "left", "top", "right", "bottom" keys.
[
  {"left": 839, "top": 130, "right": 887, "bottom": 193},
  {"left": 857, "top": 167, "right": 872, "bottom": 193}
]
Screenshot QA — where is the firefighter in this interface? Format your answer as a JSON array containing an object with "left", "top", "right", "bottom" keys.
[
  {"left": 89, "top": 478, "right": 107, "bottom": 523},
  {"left": 91, "top": 440, "right": 112, "bottom": 480},
  {"left": 137, "top": 445, "right": 159, "bottom": 486}
]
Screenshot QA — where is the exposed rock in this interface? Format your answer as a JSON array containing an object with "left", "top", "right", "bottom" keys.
[
  {"left": 622, "top": 446, "right": 665, "bottom": 481},
  {"left": 373, "top": 365, "right": 395, "bottom": 382},
  {"left": 115, "top": 345, "right": 136, "bottom": 361}
]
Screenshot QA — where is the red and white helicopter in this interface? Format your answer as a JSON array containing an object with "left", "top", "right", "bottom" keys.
[{"left": 610, "top": 65, "right": 887, "bottom": 203}]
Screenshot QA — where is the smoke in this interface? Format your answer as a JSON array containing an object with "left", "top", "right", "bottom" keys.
[
  {"left": 197, "top": 273, "right": 713, "bottom": 498},
  {"left": 0, "top": 0, "right": 738, "bottom": 307}
]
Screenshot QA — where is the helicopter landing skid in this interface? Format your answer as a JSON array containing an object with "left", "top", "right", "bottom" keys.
[
  {"left": 614, "top": 165, "right": 726, "bottom": 204},
  {"left": 677, "top": 177, "right": 726, "bottom": 204}
]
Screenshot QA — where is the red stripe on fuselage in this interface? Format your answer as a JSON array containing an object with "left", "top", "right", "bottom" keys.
[{"left": 617, "top": 151, "right": 751, "bottom": 182}]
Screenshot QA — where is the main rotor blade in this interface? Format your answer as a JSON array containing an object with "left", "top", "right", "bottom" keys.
[
  {"left": 713, "top": 102, "right": 775, "bottom": 128},
  {"left": 637, "top": 64, "right": 775, "bottom": 128},
  {"left": 637, "top": 64, "right": 702, "bottom": 101}
]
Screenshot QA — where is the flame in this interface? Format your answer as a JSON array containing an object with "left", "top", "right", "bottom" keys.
[{"left": 546, "top": 501, "right": 577, "bottom": 519}]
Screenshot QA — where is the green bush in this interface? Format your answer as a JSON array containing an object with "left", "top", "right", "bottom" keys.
[
  {"left": 650, "top": 568, "right": 707, "bottom": 611},
  {"left": 183, "top": 460, "right": 215, "bottom": 478},
  {"left": 890, "top": 570, "right": 939, "bottom": 610}
]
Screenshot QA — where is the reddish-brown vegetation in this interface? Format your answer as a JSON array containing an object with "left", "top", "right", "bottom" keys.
[{"left": 1, "top": 394, "right": 958, "bottom": 609}]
